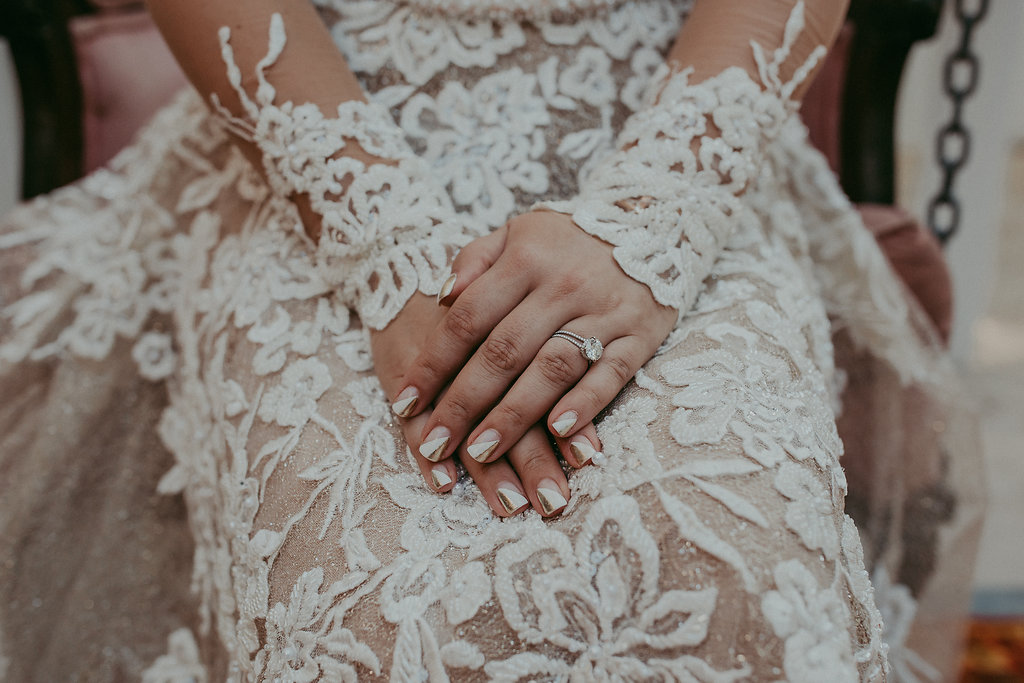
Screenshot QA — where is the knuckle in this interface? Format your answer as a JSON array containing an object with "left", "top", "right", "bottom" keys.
[
  {"left": 551, "top": 270, "right": 586, "bottom": 299},
  {"left": 495, "top": 399, "right": 531, "bottom": 430},
  {"left": 576, "top": 384, "right": 605, "bottom": 412},
  {"left": 441, "top": 305, "right": 480, "bottom": 346},
  {"left": 514, "top": 446, "right": 555, "bottom": 480},
  {"left": 480, "top": 334, "right": 523, "bottom": 374},
  {"left": 439, "top": 393, "right": 474, "bottom": 424},
  {"left": 605, "top": 354, "right": 635, "bottom": 386},
  {"left": 537, "top": 350, "right": 580, "bottom": 387}
]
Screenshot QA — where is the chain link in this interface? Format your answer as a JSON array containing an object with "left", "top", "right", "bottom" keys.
[{"left": 927, "top": 0, "right": 989, "bottom": 245}]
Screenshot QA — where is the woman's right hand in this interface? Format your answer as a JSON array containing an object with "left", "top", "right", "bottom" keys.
[{"left": 370, "top": 292, "right": 601, "bottom": 518}]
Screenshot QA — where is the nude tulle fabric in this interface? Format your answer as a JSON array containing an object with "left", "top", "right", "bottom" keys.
[{"left": 0, "top": 0, "right": 983, "bottom": 680}]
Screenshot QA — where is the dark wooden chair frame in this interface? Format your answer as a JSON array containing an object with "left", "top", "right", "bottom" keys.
[{"left": 1, "top": 0, "right": 944, "bottom": 203}]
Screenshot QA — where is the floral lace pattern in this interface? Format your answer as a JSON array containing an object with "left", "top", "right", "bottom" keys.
[
  {"left": 538, "top": 3, "right": 826, "bottom": 317},
  {"left": 0, "top": 0, "right": 978, "bottom": 681},
  {"left": 214, "top": 14, "right": 478, "bottom": 330}
]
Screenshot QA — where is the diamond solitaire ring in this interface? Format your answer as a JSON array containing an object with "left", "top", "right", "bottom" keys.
[{"left": 551, "top": 330, "right": 603, "bottom": 363}]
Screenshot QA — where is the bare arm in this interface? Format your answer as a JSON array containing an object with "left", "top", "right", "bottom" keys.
[
  {"left": 146, "top": 0, "right": 386, "bottom": 240},
  {"left": 668, "top": 0, "right": 848, "bottom": 97}
]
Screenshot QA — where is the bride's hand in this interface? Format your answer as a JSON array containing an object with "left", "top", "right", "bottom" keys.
[
  {"left": 393, "top": 210, "right": 677, "bottom": 470},
  {"left": 371, "top": 293, "right": 593, "bottom": 517}
]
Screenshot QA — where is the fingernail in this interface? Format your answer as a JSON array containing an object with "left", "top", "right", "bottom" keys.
[
  {"left": 430, "top": 466, "right": 452, "bottom": 490},
  {"left": 391, "top": 386, "right": 419, "bottom": 418},
  {"left": 552, "top": 411, "right": 578, "bottom": 437},
  {"left": 569, "top": 437, "right": 601, "bottom": 466},
  {"left": 437, "top": 273, "right": 457, "bottom": 304},
  {"left": 419, "top": 427, "right": 451, "bottom": 462},
  {"left": 496, "top": 486, "right": 529, "bottom": 514},
  {"left": 536, "top": 479, "right": 568, "bottom": 515},
  {"left": 467, "top": 429, "right": 500, "bottom": 462}
]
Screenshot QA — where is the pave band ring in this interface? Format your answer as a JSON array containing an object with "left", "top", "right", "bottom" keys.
[{"left": 551, "top": 330, "right": 603, "bottom": 363}]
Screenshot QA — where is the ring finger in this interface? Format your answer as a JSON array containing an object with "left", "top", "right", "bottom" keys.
[
  {"left": 417, "top": 293, "right": 581, "bottom": 463},
  {"left": 465, "top": 329, "right": 642, "bottom": 465}
]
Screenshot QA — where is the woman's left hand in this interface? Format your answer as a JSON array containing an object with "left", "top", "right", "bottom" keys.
[{"left": 394, "top": 209, "right": 678, "bottom": 467}]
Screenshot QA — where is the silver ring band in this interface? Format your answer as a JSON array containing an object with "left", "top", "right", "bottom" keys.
[{"left": 551, "top": 330, "right": 603, "bottom": 363}]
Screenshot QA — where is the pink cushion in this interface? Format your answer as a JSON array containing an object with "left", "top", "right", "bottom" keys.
[
  {"left": 801, "top": 26, "right": 951, "bottom": 344},
  {"left": 857, "top": 204, "right": 953, "bottom": 343},
  {"left": 801, "top": 24, "right": 853, "bottom": 174},
  {"left": 70, "top": 10, "right": 187, "bottom": 172}
]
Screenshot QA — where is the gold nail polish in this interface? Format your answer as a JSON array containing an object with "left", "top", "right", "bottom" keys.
[
  {"left": 467, "top": 439, "right": 499, "bottom": 462},
  {"left": 392, "top": 394, "right": 418, "bottom": 418},
  {"left": 430, "top": 468, "right": 452, "bottom": 489},
  {"left": 537, "top": 487, "right": 567, "bottom": 515},
  {"left": 552, "top": 412, "right": 578, "bottom": 437},
  {"left": 419, "top": 436, "right": 450, "bottom": 462},
  {"left": 496, "top": 487, "right": 528, "bottom": 514},
  {"left": 437, "top": 273, "right": 457, "bottom": 304},
  {"left": 569, "top": 439, "right": 597, "bottom": 465}
]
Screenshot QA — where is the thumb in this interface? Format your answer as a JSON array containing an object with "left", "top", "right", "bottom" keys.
[{"left": 437, "top": 223, "right": 508, "bottom": 306}]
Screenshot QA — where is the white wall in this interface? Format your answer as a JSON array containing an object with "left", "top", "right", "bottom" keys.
[{"left": 896, "top": 0, "right": 1024, "bottom": 358}]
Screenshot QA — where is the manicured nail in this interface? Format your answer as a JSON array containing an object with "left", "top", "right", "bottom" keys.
[
  {"left": 569, "top": 437, "right": 601, "bottom": 466},
  {"left": 552, "top": 411, "right": 578, "bottom": 437},
  {"left": 467, "top": 429, "right": 500, "bottom": 462},
  {"left": 430, "top": 466, "right": 452, "bottom": 490},
  {"left": 536, "top": 479, "right": 568, "bottom": 515},
  {"left": 391, "top": 387, "right": 419, "bottom": 418},
  {"left": 496, "top": 486, "right": 529, "bottom": 514},
  {"left": 437, "top": 273, "right": 457, "bottom": 304},
  {"left": 419, "top": 427, "right": 451, "bottom": 462}
]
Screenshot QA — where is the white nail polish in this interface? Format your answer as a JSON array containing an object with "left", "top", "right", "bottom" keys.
[
  {"left": 590, "top": 449, "right": 606, "bottom": 466},
  {"left": 419, "top": 428, "right": 451, "bottom": 462},
  {"left": 437, "top": 273, "right": 457, "bottom": 304},
  {"left": 569, "top": 438, "right": 598, "bottom": 465},
  {"left": 552, "top": 411, "right": 578, "bottom": 437},
  {"left": 536, "top": 483, "right": 567, "bottom": 515},
  {"left": 391, "top": 388, "right": 418, "bottom": 418},
  {"left": 430, "top": 467, "right": 452, "bottom": 489},
  {"left": 496, "top": 487, "right": 528, "bottom": 514},
  {"left": 467, "top": 429, "right": 500, "bottom": 462}
]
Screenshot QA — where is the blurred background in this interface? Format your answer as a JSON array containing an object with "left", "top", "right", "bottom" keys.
[{"left": 0, "top": 0, "right": 1021, "bottom": 679}]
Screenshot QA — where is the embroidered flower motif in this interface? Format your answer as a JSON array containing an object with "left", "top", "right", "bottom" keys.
[
  {"left": 488, "top": 496, "right": 747, "bottom": 681},
  {"left": 331, "top": 2, "right": 526, "bottom": 86},
  {"left": 761, "top": 560, "right": 857, "bottom": 683},
  {"left": 257, "top": 357, "right": 332, "bottom": 427},
  {"left": 256, "top": 568, "right": 327, "bottom": 682},
  {"left": 401, "top": 68, "right": 550, "bottom": 226},
  {"left": 662, "top": 340, "right": 808, "bottom": 467},
  {"left": 774, "top": 461, "right": 840, "bottom": 559},
  {"left": 132, "top": 331, "right": 177, "bottom": 381},
  {"left": 441, "top": 561, "right": 492, "bottom": 625},
  {"left": 559, "top": 47, "right": 616, "bottom": 107}
]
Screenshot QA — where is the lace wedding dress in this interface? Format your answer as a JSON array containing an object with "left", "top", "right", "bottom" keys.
[{"left": 0, "top": 0, "right": 984, "bottom": 681}]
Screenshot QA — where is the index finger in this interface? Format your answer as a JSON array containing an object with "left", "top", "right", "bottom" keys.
[{"left": 393, "top": 265, "right": 528, "bottom": 420}]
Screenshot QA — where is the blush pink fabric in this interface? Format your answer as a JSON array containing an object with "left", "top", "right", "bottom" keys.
[{"left": 70, "top": 10, "right": 187, "bottom": 173}]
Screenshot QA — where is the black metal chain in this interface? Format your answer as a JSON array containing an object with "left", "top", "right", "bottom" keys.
[{"left": 927, "top": 0, "right": 989, "bottom": 245}]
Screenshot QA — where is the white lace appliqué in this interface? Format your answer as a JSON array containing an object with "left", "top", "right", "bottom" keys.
[
  {"left": 539, "top": 3, "right": 826, "bottom": 318},
  {"left": 213, "top": 14, "right": 475, "bottom": 329}
]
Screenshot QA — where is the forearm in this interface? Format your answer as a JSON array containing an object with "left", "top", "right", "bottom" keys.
[
  {"left": 147, "top": 0, "right": 469, "bottom": 329},
  {"left": 539, "top": 0, "right": 848, "bottom": 316},
  {"left": 147, "top": 0, "right": 368, "bottom": 121},
  {"left": 667, "top": 0, "right": 848, "bottom": 99}
]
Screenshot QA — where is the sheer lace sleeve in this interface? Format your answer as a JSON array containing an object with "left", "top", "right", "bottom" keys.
[
  {"left": 538, "top": 2, "right": 827, "bottom": 317},
  {"left": 212, "top": 13, "right": 472, "bottom": 330}
]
